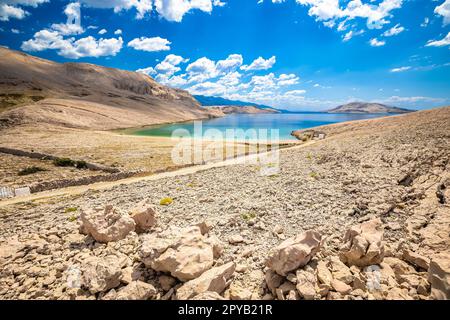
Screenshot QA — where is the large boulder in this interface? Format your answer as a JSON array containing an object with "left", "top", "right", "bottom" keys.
[
  {"left": 129, "top": 201, "right": 157, "bottom": 233},
  {"left": 80, "top": 205, "right": 136, "bottom": 243},
  {"left": 339, "top": 218, "right": 384, "bottom": 267},
  {"left": 116, "top": 281, "right": 157, "bottom": 300},
  {"left": 266, "top": 231, "right": 321, "bottom": 276},
  {"left": 80, "top": 255, "right": 123, "bottom": 294},
  {"left": 140, "top": 226, "right": 221, "bottom": 282},
  {"left": 176, "top": 262, "right": 235, "bottom": 300},
  {"left": 428, "top": 253, "right": 450, "bottom": 300}
]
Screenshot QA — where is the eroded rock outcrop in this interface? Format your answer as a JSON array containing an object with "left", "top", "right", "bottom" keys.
[
  {"left": 80, "top": 205, "right": 136, "bottom": 243},
  {"left": 339, "top": 218, "right": 385, "bottom": 267},
  {"left": 266, "top": 231, "right": 322, "bottom": 276},
  {"left": 428, "top": 253, "right": 450, "bottom": 300}
]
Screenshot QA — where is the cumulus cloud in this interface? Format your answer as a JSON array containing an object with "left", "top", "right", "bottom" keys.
[
  {"left": 21, "top": 29, "right": 123, "bottom": 59},
  {"left": 98, "top": 28, "right": 107, "bottom": 35},
  {"left": 369, "top": 37, "right": 385, "bottom": 46},
  {"left": 21, "top": 2, "right": 123, "bottom": 58},
  {"left": 136, "top": 66, "right": 157, "bottom": 76},
  {"left": 382, "top": 23, "right": 404, "bottom": 37},
  {"left": 277, "top": 73, "right": 300, "bottom": 86},
  {"left": 186, "top": 54, "right": 244, "bottom": 82},
  {"left": 0, "top": 0, "right": 48, "bottom": 21},
  {"left": 114, "top": 29, "right": 122, "bottom": 35},
  {"left": 241, "top": 56, "right": 276, "bottom": 71},
  {"left": 136, "top": 53, "right": 302, "bottom": 106},
  {"left": 79, "top": 0, "right": 224, "bottom": 22},
  {"left": 271, "top": 0, "right": 403, "bottom": 30},
  {"left": 0, "top": 4, "right": 27, "bottom": 21},
  {"left": 51, "top": 2, "right": 84, "bottom": 35},
  {"left": 425, "top": 32, "right": 450, "bottom": 47},
  {"left": 435, "top": 0, "right": 450, "bottom": 26},
  {"left": 128, "top": 36, "right": 171, "bottom": 52}
]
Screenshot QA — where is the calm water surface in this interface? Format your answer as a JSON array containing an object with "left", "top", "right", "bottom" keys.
[{"left": 128, "top": 113, "right": 396, "bottom": 140}]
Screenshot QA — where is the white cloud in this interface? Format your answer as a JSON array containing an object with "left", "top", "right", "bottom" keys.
[
  {"left": 79, "top": 0, "right": 224, "bottom": 22},
  {"left": 185, "top": 54, "right": 243, "bottom": 82},
  {"left": 216, "top": 54, "right": 243, "bottom": 73},
  {"left": 382, "top": 23, "right": 404, "bottom": 37},
  {"left": 21, "top": 29, "right": 123, "bottom": 59},
  {"left": 241, "top": 56, "right": 276, "bottom": 71},
  {"left": 11, "top": 28, "right": 20, "bottom": 33},
  {"left": 420, "top": 17, "right": 429, "bottom": 28},
  {"left": 0, "top": 4, "right": 27, "bottom": 21},
  {"left": 128, "top": 36, "right": 171, "bottom": 52},
  {"left": 369, "top": 37, "right": 385, "bottom": 46},
  {"left": 98, "top": 28, "right": 107, "bottom": 35},
  {"left": 435, "top": 0, "right": 450, "bottom": 26},
  {"left": 277, "top": 73, "right": 299, "bottom": 86},
  {"left": 425, "top": 32, "right": 450, "bottom": 47},
  {"left": 153, "top": 54, "right": 188, "bottom": 76},
  {"left": 136, "top": 66, "right": 156, "bottom": 76},
  {"left": 51, "top": 2, "right": 83, "bottom": 35},
  {"left": 342, "top": 29, "right": 364, "bottom": 41},
  {"left": 0, "top": 0, "right": 48, "bottom": 21},
  {"left": 186, "top": 57, "right": 218, "bottom": 82},
  {"left": 114, "top": 29, "right": 122, "bottom": 35},
  {"left": 272, "top": 0, "right": 403, "bottom": 31},
  {"left": 390, "top": 66, "right": 411, "bottom": 72},
  {"left": 381, "top": 96, "right": 447, "bottom": 104}
]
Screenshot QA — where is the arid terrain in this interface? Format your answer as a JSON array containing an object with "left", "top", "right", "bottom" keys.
[
  {"left": 0, "top": 106, "right": 449, "bottom": 300},
  {"left": 0, "top": 48, "right": 282, "bottom": 192}
]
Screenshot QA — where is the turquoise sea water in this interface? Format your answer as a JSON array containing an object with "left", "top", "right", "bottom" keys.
[{"left": 129, "top": 113, "right": 397, "bottom": 140}]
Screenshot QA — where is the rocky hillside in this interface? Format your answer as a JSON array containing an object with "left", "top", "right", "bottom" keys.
[
  {"left": 328, "top": 102, "right": 413, "bottom": 114},
  {"left": 0, "top": 48, "right": 216, "bottom": 130},
  {"left": 0, "top": 106, "right": 448, "bottom": 300}
]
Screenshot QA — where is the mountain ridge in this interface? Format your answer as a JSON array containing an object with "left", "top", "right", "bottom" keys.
[{"left": 0, "top": 47, "right": 216, "bottom": 130}]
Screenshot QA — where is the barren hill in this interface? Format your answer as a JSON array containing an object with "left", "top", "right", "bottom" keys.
[
  {"left": 206, "top": 105, "right": 280, "bottom": 115},
  {"left": 328, "top": 102, "right": 413, "bottom": 114},
  {"left": 0, "top": 47, "right": 215, "bottom": 130}
]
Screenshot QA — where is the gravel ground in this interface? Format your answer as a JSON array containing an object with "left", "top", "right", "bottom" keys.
[{"left": 0, "top": 106, "right": 449, "bottom": 300}]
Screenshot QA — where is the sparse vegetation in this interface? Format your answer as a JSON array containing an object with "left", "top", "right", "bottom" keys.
[
  {"left": 75, "top": 160, "right": 88, "bottom": 169},
  {"left": 309, "top": 172, "right": 318, "bottom": 179},
  {"left": 160, "top": 197, "right": 173, "bottom": 206},
  {"left": 18, "top": 166, "right": 46, "bottom": 176},
  {"left": 53, "top": 157, "right": 76, "bottom": 167},
  {"left": 53, "top": 157, "right": 88, "bottom": 169},
  {"left": 241, "top": 211, "right": 257, "bottom": 221},
  {"left": 65, "top": 207, "right": 77, "bottom": 213}
]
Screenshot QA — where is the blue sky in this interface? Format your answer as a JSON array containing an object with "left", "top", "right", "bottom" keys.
[{"left": 0, "top": 0, "right": 449, "bottom": 111}]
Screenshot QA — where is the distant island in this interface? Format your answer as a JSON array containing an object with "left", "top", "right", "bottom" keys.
[
  {"left": 328, "top": 102, "right": 413, "bottom": 114},
  {"left": 206, "top": 105, "right": 280, "bottom": 115}
]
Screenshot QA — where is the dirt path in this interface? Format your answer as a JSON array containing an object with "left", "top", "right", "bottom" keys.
[{"left": 0, "top": 140, "right": 314, "bottom": 207}]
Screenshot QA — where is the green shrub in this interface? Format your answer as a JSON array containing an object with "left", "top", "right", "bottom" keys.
[
  {"left": 53, "top": 157, "right": 75, "bottom": 167},
  {"left": 18, "top": 166, "right": 46, "bottom": 176},
  {"left": 75, "top": 160, "right": 88, "bottom": 169},
  {"left": 65, "top": 207, "right": 77, "bottom": 213},
  {"left": 309, "top": 172, "right": 318, "bottom": 179},
  {"left": 241, "top": 211, "right": 257, "bottom": 221},
  {"left": 160, "top": 197, "right": 173, "bottom": 206}
]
